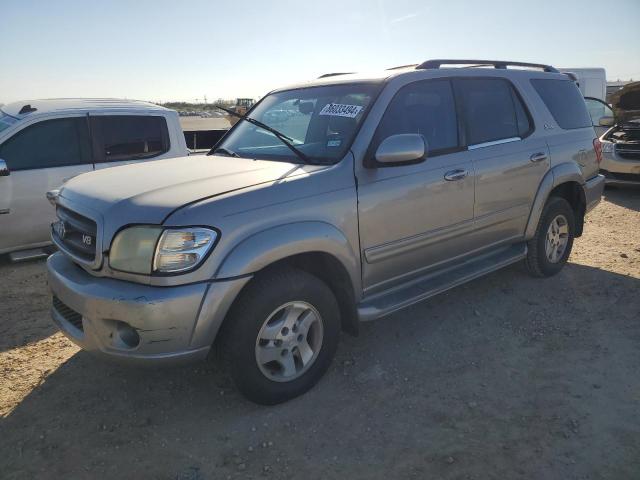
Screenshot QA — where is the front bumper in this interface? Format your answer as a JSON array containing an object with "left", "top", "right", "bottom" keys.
[
  {"left": 600, "top": 150, "right": 640, "bottom": 185},
  {"left": 47, "top": 252, "right": 250, "bottom": 366},
  {"left": 584, "top": 174, "right": 605, "bottom": 213}
]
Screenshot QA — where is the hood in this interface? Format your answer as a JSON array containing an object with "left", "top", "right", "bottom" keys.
[
  {"left": 609, "top": 81, "right": 640, "bottom": 124},
  {"left": 60, "top": 155, "right": 316, "bottom": 226}
]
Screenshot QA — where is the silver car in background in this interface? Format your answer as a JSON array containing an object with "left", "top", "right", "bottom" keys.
[
  {"left": 0, "top": 99, "right": 189, "bottom": 257},
  {"left": 585, "top": 82, "right": 640, "bottom": 185}
]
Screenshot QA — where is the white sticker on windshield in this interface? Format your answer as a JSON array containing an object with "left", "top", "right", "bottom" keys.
[{"left": 319, "top": 103, "right": 363, "bottom": 118}]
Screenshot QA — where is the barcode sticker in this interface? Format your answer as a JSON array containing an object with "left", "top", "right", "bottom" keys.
[{"left": 319, "top": 103, "right": 363, "bottom": 118}]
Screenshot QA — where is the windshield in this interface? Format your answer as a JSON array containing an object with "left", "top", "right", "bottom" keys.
[
  {"left": 0, "top": 111, "right": 18, "bottom": 134},
  {"left": 216, "top": 83, "right": 380, "bottom": 164}
]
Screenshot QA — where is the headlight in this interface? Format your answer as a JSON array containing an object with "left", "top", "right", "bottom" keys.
[
  {"left": 110, "top": 226, "right": 162, "bottom": 274},
  {"left": 153, "top": 228, "right": 217, "bottom": 273},
  {"left": 601, "top": 141, "right": 614, "bottom": 153},
  {"left": 109, "top": 226, "right": 217, "bottom": 275}
]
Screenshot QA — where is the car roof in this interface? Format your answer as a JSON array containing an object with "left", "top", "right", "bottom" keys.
[
  {"left": 272, "top": 60, "right": 568, "bottom": 92},
  {"left": 1, "top": 98, "right": 169, "bottom": 119}
]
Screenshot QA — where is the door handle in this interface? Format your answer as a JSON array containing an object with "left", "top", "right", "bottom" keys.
[
  {"left": 529, "top": 152, "right": 548, "bottom": 163},
  {"left": 444, "top": 169, "right": 468, "bottom": 181}
]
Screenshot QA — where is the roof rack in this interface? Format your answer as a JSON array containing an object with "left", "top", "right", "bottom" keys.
[
  {"left": 415, "top": 59, "right": 559, "bottom": 73},
  {"left": 318, "top": 72, "right": 355, "bottom": 79},
  {"left": 386, "top": 64, "right": 418, "bottom": 71}
]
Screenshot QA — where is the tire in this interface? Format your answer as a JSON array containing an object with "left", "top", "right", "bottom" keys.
[
  {"left": 525, "top": 196, "right": 576, "bottom": 277},
  {"left": 217, "top": 266, "right": 340, "bottom": 405}
]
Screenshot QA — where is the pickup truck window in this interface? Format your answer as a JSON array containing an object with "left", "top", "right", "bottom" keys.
[
  {"left": 217, "top": 83, "right": 380, "bottom": 164},
  {"left": 92, "top": 115, "right": 170, "bottom": 162},
  {"left": 0, "top": 117, "right": 91, "bottom": 170},
  {"left": 373, "top": 79, "right": 459, "bottom": 156}
]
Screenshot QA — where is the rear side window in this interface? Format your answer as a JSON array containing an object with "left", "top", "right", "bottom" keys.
[
  {"left": 531, "top": 79, "right": 592, "bottom": 129},
  {"left": 373, "top": 79, "right": 459, "bottom": 155},
  {"left": 92, "top": 115, "right": 169, "bottom": 162},
  {"left": 455, "top": 78, "right": 532, "bottom": 146},
  {"left": 0, "top": 117, "right": 91, "bottom": 171}
]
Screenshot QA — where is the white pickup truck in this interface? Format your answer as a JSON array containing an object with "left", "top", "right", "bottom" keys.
[{"left": 0, "top": 99, "right": 190, "bottom": 258}]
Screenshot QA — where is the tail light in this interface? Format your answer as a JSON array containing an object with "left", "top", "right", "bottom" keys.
[{"left": 593, "top": 138, "right": 603, "bottom": 164}]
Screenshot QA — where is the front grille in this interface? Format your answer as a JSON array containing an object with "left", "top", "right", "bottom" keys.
[
  {"left": 52, "top": 296, "right": 83, "bottom": 331},
  {"left": 52, "top": 206, "right": 97, "bottom": 262},
  {"left": 615, "top": 143, "right": 640, "bottom": 160}
]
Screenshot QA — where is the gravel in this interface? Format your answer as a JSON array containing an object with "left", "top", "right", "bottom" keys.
[{"left": 1, "top": 187, "right": 639, "bottom": 479}]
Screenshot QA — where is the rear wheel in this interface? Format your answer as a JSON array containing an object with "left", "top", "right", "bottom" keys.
[
  {"left": 526, "top": 196, "right": 575, "bottom": 277},
  {"left": 218, "top": 266, "right": 340, "bottom": 405}
]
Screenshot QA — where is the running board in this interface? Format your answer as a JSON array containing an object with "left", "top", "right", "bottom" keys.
[
  {"left": 9, "top": 248, "right": 50, "bottom": 262},
  {"left": 357, "top": 243, "right": 527, "bottom": 322}
]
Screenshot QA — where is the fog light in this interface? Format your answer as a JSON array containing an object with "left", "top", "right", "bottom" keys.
[{"left": 115, "top": 322, "right": 140, "bottom": 349}]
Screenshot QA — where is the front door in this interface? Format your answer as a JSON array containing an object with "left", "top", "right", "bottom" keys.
[
  {"left": 0, "top": 116, "right": 93, "bottom": 252},
  {"left": 584, "top": 97, "right": 615, "bottom": 137},
  {"left": 356, "top": 79, "right": 475, "bottom": 294}
]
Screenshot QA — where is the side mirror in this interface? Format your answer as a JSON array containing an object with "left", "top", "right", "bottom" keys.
[
  {"left": 374, "top": 134, "right": 427, "bottom": 166},
  {"left": 0, "top": 159, "right": 9, "bottom": 177},
  {"left": 599, "top": 116, "right": 615, "bottom": 127},
  {"left": 46, "top": 189, "right": 60, "bottom": 206}
]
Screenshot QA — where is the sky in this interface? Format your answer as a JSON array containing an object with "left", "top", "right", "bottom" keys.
[{"left": 1, "top": 0, "right": 639, "bottom": 104}]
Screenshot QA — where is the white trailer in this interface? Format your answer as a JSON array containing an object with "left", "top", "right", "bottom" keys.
[{"left": 559, "top": 68, "right": 607, "bottom": 100}]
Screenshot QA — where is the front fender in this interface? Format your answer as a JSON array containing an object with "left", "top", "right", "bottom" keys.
[
  {"left": 524, "top": 162, "right": 585, "bottom": 239},
  {"left": 215, "top": 221, "right": 361, "bottom": 293}
]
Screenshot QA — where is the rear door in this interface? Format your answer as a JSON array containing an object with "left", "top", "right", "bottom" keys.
[
  {"left": 454, "top": 77, "right": 550, "bottom": 248},
  {"left": 90, "top": 115, "right": 171, "bottom": 170},
  {"left": 0, "top": 116, "right": 93, "bottom": 252}
]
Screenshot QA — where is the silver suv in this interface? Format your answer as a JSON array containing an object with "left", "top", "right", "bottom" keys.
[{"left": 47, "top": 60, "right": 605, "bottom": 404}]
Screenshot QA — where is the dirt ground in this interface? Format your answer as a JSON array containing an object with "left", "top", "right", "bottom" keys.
[{"left": 1, "top": 188, "right": 639, "bottom": 480}]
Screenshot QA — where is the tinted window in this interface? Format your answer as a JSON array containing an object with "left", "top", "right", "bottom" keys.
[
  {"left": 456, "top": 78, "right": 529, "bottom": 145},
  {"left": 374, "top": 79, "right": 458, "bottom": 154},
  {"left": 0, "top": 118, "right": 91, "bottom": 171},
  {"left": 531, "top": 79, "right": 592, "bottom": 129},
  {"left": 512, "top": 88, "right": 532, "bottom": 137},
  {"left": 94, "top": 116, "right": 169, "bottom": 162}
]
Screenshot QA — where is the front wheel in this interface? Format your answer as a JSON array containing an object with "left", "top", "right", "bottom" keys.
[
  {"left": 525, "top": 196, "right": 576, "bottom": 277},
  {"left": 218, "top": 266, "right": 340, "bottom": 405}
]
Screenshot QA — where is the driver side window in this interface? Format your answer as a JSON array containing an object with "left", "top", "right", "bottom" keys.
[{"left": 373, "top": 79, "right": 459, "bottom": 156}]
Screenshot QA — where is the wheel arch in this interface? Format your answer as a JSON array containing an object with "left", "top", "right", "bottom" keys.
[
  {"left": 525, "top": 163, "right": 587, "bottom": 239},
  {"left": 215, "top": 222, "right": 361, "bottom": 336}
]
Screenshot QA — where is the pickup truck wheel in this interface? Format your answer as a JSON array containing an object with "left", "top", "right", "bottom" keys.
[
  {"left": 526, "top": 196, "right": 575, "bottom": 277},
  {"left": 219, "top": 266, "right": 340, "bottom": 405}
]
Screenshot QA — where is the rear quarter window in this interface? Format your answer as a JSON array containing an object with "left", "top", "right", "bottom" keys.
[{"left": 531, "top": 79, "right": 592, "bottom": 130}]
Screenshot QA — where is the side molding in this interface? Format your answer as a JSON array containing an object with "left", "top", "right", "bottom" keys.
[
  {"left": 215, "top": 221, "right": 361, "bottom": 295},
  {"left": 524, "top": 163, "right": 585, "bottom": 240}
]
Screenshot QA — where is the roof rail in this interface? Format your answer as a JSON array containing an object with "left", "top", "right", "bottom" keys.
[
  {"left": 318, "top": 72, "right": 354, "bottom": 79},
  {"left": 416, "top": 59, "right": 559, "bottom": 73},
  {"left": 386, "top": 64, "right": 418, "bottom": 71}
]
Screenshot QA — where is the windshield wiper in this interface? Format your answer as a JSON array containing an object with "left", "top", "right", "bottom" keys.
[
  {"left": 213, "top": 104, "right": 312, "bottom": 164},
  {"left": 212, "top": 146, "right": 239, "bottom": 157}
]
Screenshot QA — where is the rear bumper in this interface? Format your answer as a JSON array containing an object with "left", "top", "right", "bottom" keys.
[
  {"left": 47, "top": 252, "right": 250, "bottom": 366},
  {"left": 584, "top": 174, "right": 605, "bottom": 213}
]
